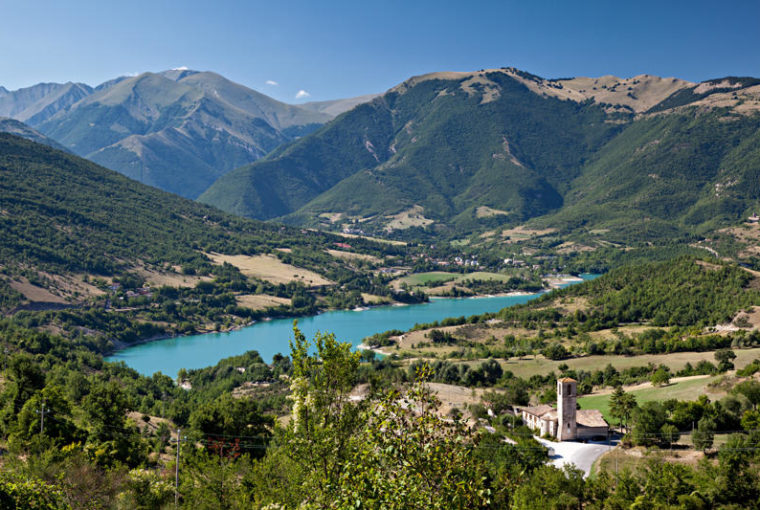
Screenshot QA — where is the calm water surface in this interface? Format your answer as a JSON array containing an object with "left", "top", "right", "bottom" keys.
[{"left": 108, "top": 274, "right": 598, "bottom": 376}]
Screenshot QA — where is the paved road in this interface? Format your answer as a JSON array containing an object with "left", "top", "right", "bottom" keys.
[{"left": 534, "top": 437, "right": 615, "bottom": 477}]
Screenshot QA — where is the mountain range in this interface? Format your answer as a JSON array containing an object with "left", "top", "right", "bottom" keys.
[
  {"left": 199, "top": 68, "right": 760, "bottom": 243},
  {"left": 0, "top": 71, "right": 373, "bottom": 198},
  {"left": 4, "top": 66, "right": 760, "bottom": 247}
]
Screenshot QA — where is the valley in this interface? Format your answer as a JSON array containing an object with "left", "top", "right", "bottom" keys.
[{"left": 3, "top": 59, "right": 760, "bottom": 508}]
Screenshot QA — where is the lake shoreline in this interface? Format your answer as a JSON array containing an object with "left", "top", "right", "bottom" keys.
[
  {"left": 108, "top": 274, "right": 599, "bottom": 376},
  {"left": 106, "top": 287, "right": 556, "bottom": 356}
]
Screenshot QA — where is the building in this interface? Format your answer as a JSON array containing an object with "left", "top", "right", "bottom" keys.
[{"left": 517, "top": 378, "right": 609, "bottom": 441}]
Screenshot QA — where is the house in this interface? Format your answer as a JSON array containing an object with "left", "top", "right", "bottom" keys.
[{"left": 517, "top": 378, "right": 609, "bottom": 441}]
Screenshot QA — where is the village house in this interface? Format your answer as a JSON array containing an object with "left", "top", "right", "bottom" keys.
[{"left": 517, "top": 378, "right": 609, "bottom": 441}]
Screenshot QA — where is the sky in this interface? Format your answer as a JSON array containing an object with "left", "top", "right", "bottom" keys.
[{"left": 1, "top": 0, "right": 758, "bottom": 103}]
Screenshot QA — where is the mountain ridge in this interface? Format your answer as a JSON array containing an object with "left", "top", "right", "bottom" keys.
[
  {"left": 199, "top": 67, "right": 760, "bottom": 243},
  {"left": 0, "top": 70, "right": 336, "bottom": 198}
]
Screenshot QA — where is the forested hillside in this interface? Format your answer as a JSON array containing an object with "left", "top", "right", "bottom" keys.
[
  {"left": 200, "top": 69, "right": 625, "bottom": 225},
  {"left": 0, "top": 134, "right": 401, "bottom": 324},
  {"left": 200, "top": 69, "right": 760, "bottom": 246}
]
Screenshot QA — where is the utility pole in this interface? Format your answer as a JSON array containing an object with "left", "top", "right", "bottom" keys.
[
  {"left": 175, "top": 428, "right": 181, "bottom": 509},
  {"left": 39, "top": 401, "right": 45, "bottom": 435}
]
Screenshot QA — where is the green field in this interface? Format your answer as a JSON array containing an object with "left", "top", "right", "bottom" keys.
[
  {"left": 578, "top": 375, "right": 723, "bottom": 423},
  {"left": 394, "top": 271, "right": 515, "bottom": 289}
]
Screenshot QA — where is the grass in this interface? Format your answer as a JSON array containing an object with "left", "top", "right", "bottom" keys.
[
  {"left": 394, "top": 272, "right": 458, "bottom": 287},
  {"left": 236, "top": 294, "right": 292, "bottom": 311},
  {"left": 578, "top": 376, "right": 723, "bottom": 422},
  {"left": 392, "top": 271, "right": 516, "bottom": 289},
  {"left": 207, "top": 253, "right": 333, "bottom": 286},
  {"left": 592, "top": 448, "right": 649, "bottom": 477},
  {"left": 326, "top": 249, "right": 382, "bottom": 264},
  {"left": 500, "top": 347, "right": 760, "bottom": 380}
]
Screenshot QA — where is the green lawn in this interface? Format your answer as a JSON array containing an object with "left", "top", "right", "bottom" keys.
[
  {"left": 578, "top": 375, "right": 722, "bottom": 422},
  {"left": 399, "top": 272, "right": 458, "bottom": 286}
]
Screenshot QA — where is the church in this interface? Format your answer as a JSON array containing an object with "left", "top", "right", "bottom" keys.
[{"left": 517, "top": 378, "right": 609, "bottom": 441}]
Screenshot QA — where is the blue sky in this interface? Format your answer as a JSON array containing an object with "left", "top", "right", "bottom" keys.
[{"left": 1, "top": 0, "right": 758, "bottom": 103}]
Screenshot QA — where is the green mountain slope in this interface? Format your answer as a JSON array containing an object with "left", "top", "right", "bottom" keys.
[
  {"left": 0, "top": 134, "right": 389, "bottom": 312},
  {"left": 199, "top": 69, "right": 626, "bottom": 225},
  {"left": 201, "top": 68, "right": 760, "bottom": 243},
  {"left": 198, "top": 98, "right": 398, "bottom": 218},
  {"left": 534, "top": 109, "right": 760, "bottom": 242},
  {"left": 6, "top": 71, "right": 330, "bottom": 199},
  {"left": 504, "top": 256, "right": 760, "bottom": 329}
]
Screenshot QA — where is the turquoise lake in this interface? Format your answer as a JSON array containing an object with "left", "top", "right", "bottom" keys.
[{"left": 108, "top": 275, "right": 598, "bottom": 376}]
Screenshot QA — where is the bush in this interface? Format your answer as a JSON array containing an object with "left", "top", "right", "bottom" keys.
[{"left": 542, "top": 343, "right": 569, "bottom": 360}]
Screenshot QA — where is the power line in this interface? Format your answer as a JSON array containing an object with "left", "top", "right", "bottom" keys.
[{"left": 175, "top": 428, "right": 181, "bottom": 509}]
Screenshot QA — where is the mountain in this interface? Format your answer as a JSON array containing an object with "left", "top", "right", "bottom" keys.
[
  {"left": 301, "top": 93, "right": 380, "bottom": 117},
  {"left": 31, "top": 71, "right": 332, "bottom": 198},
  {"left": 0, "top": 117, "right": 69, "bottom": 152},
  {"left": 199, "top": 68, "right": 760, "bottom": 241},
  {"left": 0, "top": 81, "right": 92, "bottom": 125},
  {"left": 0, "top": 133, "right": 387, "bottom": 312},
  {"left": 0, "top": 71, "right": 333, "bottom": 198}
]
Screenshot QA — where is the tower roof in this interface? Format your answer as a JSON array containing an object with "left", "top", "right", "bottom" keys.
[{"left": 558, "top": 377, "right": 577, "bottom": 383}]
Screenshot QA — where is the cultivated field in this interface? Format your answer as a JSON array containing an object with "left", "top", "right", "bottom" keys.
[
  {"left": 390, "top": 271, "right": 517, "bottom": 291},
  {"left": 236, "top": 294, "right": 292, "bottom": 311},
  {"left": 136, "top": 266, "right": 211, "bottom": 288},
  {"left": 206, "top": 253, "right": 333, "bottom": 286},
  {"left": 326, "top": 249, "right": 382, "bottom": 264},
  {"left": 384, "top": 205, "right": 434, "bottom": 231}
]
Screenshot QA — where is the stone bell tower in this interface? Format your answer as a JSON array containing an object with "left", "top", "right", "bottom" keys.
[{"left": 557, "top": 377, "right": 577, "bottom": 441}]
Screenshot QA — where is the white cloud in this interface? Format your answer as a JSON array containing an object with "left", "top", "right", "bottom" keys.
[
  {"left": 265, "top": 80, "right": 279, "bottom": 86},
  {"left": 172, "top": 66, "right": 189, "bottom": 71},
  {"left": 295, "top": 89, "right": 311, "bottom": 99}
]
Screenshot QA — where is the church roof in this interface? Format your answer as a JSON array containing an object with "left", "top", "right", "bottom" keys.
[
  {"left": 519, "top": 404, "right": 555, "bottom": 419},
  {"left": 577, "top": 409, "right": 608, "bottom": 428}
]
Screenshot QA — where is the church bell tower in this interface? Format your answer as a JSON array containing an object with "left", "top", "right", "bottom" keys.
[{"left": 557, "top": 378, "right": 577, "bottom": 441}]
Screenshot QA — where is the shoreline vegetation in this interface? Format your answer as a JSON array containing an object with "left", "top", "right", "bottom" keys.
[{"left": 106, "top": 275, "right": 585, "bottom": 360}]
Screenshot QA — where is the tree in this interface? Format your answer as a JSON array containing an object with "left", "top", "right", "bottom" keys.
[
  {"left": 0, "top": 354, "right": 45, "bottom": 431},
  {"left": 733, "top": 380, "right": 760, "bottom": 409},
  {"left": 660, "top": 423, "right": 680, "bottom": 448},
  {"left": 189, "top": 395, "right": 273, "bottom": 458},
  {"left": 650, "top": 367, "right": 670, "bottom": 387},
  {"left": 0, "top": 472, "right": 70, "bottom": 510},
  {"left": 542, "top": 343, "right": 569, "bottom": 360},
  {"left": 630, "top": 402, "right": 667, "bottom": 446},
  {"left": 480, "top": 359, "right": 503, "bottom": 385},
  {"left": 263, "top": 322, "right": 364, "bottom": 505},
  {"left": 715, "top": 348, "right": 737, "bottom": 372},
  {"left": 741, "top": 409, "right": 760, "bottom": 431},
  {"left": 609, "top": 386, "right": 637, "bottom": 433},
  {"left": 11, "top": 386, "right": 82, "bottom": 451},
  {"left": 82, "top": 379, "right": 145, "bottom": 466},
  {"left": 332, "top": 365, "right": 491, "bottom": 509},
  {"left": 692, "top": 416, "right": 715, "bottom": 452},
  {"left": 512, "top": 465, "right": 587, "bottom": 509}
]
